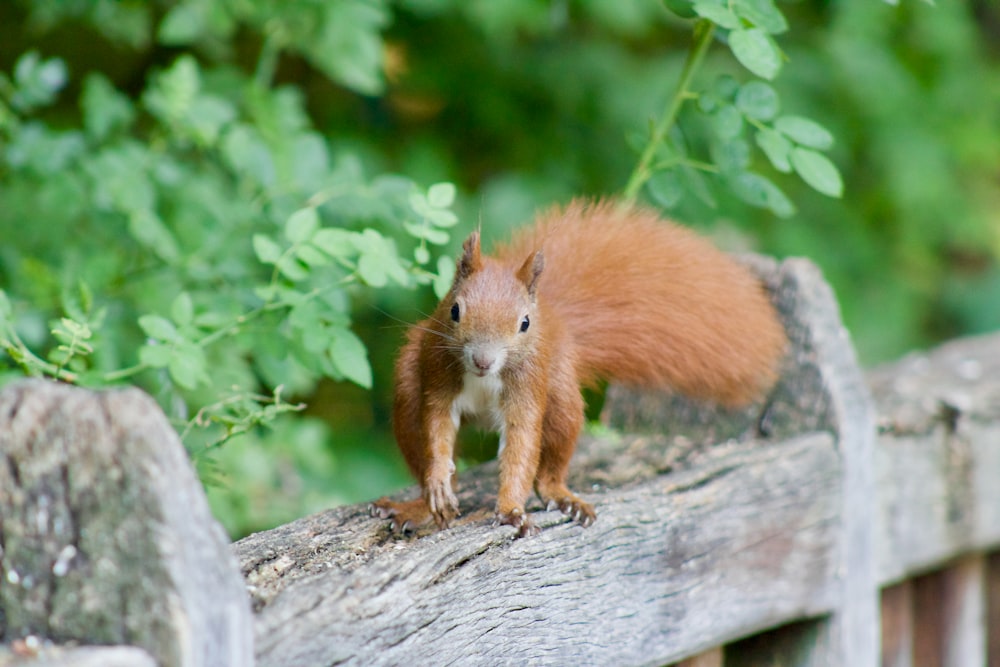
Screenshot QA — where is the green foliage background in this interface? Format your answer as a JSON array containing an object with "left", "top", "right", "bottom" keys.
[{"left": 1, "top": 0, "right": 998, "bottom": 538}]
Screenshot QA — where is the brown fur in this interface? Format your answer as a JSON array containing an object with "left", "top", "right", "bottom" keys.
[{"left": 371, "top": 198, "right": 787, "bottom": 536}]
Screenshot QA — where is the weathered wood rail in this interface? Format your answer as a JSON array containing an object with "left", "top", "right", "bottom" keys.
[{"left": 1, "top": 255, "right": 999, "bottom": 666}]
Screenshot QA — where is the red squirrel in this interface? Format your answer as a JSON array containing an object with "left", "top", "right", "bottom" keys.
[{"left": 371, "top": 199, "right": 787, "bottom": 537}]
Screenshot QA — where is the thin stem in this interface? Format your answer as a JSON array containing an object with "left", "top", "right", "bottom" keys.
[
  {"left": 623, "top": 20, "right": 716, "bottom": 202},
  {"left": 254, "top": 27, "right": 284, "bottom": 89},
  {"left": 2, "top": 337, "right": 76, "bottom": 382},
  {"left": 102, "top": 363, "right": 145, "bottom": 383}
]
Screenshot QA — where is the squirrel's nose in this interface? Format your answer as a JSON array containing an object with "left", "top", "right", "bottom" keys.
[{"left": 472, "top": 352, "right": 495, "bottom": 372}]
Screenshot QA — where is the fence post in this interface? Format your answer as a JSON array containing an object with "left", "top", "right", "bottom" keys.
[
  {"left": 0, "top": 379, "right": 253, "bottom": 667},
  {"left": 605, "top": 256, "right": 880, "bottom": 666}
]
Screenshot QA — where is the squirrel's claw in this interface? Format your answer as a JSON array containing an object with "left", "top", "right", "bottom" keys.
[
  {"left": 496, "top": 508, "right": 541, "bottom": 538},
  {"left": 543, "top": 494, "right": 596, "bottom": 527}
]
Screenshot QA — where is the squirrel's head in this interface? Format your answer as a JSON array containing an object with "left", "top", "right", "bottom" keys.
[{"left": 444, "top": 231, "right": 544, "bottom": 377}]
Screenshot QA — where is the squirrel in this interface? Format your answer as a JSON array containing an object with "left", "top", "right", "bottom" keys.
[{"left": 371, "top": 199, "right": 787, "bottom": 537}]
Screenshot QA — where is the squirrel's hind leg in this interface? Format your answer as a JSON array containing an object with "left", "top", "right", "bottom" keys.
[{"left": 370, "top": 497, "right": 433, "bottom": 534}]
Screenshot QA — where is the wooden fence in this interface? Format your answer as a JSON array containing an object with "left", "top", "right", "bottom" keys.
[{"left": 1, "top": 255, "right": 999, "bottom": 666}]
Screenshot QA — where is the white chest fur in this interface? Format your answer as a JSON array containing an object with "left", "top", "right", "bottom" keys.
[{"left": 451, "top": 372, "right": 507, "bottom": 453}]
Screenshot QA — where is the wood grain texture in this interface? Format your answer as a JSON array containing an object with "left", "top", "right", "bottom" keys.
[
  {"left": 870, "top": 333, "right": 1000, "bottom": 584},
  {"left": 0, "top": 380, "right": 253, "bottom": 667},
  {"left": 239, "top": 432, "right": 839, "bottom": 667}
]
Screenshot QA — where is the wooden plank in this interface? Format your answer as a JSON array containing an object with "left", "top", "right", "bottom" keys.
[
  {"left": 676, "top": 648, "right": 723, "bottom": 667},
  {"left": 237, "top": 432, "right": 841, "bottom": 667},
  {"left": 911, "top": 557, "right": 986, "bottom": 667},
  {"left": 871, "top": 333, "right": 1000, "bottom": 585},
  {"left": 913, "top": 569, "right": 945, "bottom": 667},
  {"left": 988, "top": 552, "right": 1000, "bottom": 667},
  {"left": 941, "top": 556, "right": 986, "bottom": 667},
  {"left": 881, "top": 580, "right": 914, "bottom": 667}
]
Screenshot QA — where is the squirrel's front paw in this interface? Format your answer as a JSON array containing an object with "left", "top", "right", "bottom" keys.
[
  {"left": 496, "top": 508, "right": 540, "bottom": 538},
  {"left": 424, "top": 477, "right": 459, "bottom": 529}
]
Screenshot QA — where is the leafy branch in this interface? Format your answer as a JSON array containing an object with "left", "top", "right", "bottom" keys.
[
  {"left": 624, "top": 0, "right": 843, "bottom": 217},
  {"left": 179, "top": 385, "right": 307, "bottom": 453}
]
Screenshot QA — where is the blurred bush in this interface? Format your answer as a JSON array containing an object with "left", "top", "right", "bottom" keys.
[{"left": 1, "top": 0, "right": 997, "bottom": 537}]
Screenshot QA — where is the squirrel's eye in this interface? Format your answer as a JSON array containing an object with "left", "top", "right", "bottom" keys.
[
  {"left": 450, "top": 303, "right": 460, "bottom": 322},
  {"left": 519, "top": 315, "right": 530, "bottom": 333}
]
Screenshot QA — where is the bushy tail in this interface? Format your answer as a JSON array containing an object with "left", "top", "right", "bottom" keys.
[{"left": 496, "top": 199, "right": 786, "bottom": 406}]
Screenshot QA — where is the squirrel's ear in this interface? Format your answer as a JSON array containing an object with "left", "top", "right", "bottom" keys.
[
  {"left": 455, "top": 231, "right": 483, "bottom": 283},
  {"left": 516, "top": 250, "right": 544, "bottom": 297}
]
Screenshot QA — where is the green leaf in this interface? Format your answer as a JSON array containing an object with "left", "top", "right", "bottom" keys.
[
  {"left": 186, "top": 94, "right": 236, "bottom": 145},
  {"left": 433, "top": 255, "right": 455, "bottom": 300},
  {"left": 290, "top": 133, "right": 331, "bottom": 193},
  {"left": 300, "top": 325, "right": 330, "bottom": 355},
  {"left": 711, "top": 104, "right": 744, "bottom": 140},
  {"left": 312, "top": 228, "right": 358, "bottom": 259},
  {"left": 646, "top": 169, "right": 684, "bottom": 208},
  {"left": 728, "top": 28, "right": 782, "bottom": 80},
  {"left": 11, "top": 51, "right": 68, "bottom": 111},
  {"left": 728, "top": 171, "right": 796, "bottom": 217},
  {"left": 303, "top": 1, "right": 388, "bottom": 95},
  {"left": 404, "top": 221, "right": 450, "bottom": 245},
  {"left": 329, "top": 327, "right": 372, "bottom": 388},
  {"left": 692, "top": 0, "right": 741, "bottom": 29},
  {"left": 222, "top": 124, "right": 276, "bottom": 187},
  {"left": 680, "top": 165, "right": 717, "bottom": 208},
  {"left": 158, "top": 2, "right": 206, "bottom": 44},
  {"left": 790, "top": 148, "right": 844, "bottom": 198},
  {"left": 661, "top": 0, "right": 697, "bottom": 19},
  {"left": 171, "top": 292, "right": 194, "bottom": 327},
  {"left": 285, "top": 207, "right": 320, "bottom": 244},
  {"left": 736, "top": 81, "right": 779, "bottom": 121},
  {"left": 296, "top": 243, "right": 331, "bottom": 268},
  {"left": 253, "top": 234, "right": 283, "bottom": 264},
  {"left": 61, "top": 280, "right": 95, "bottom": 322},
  {"left": 733, "top": 0, "right": 789, "bottom": 34},
  {"left": 128, "top": 210, "right": 180, "bottom": 263},
  {"left": 755, "top": 127, "right": 793, "bottom": 172},
  {"left": 697, "top": 92, "right": 718, "bottom": 114},
  {"left": 277, "top": 256, "right": 311, "bottom": 282},
  {"left": 81, "top": 73, "right": 135, "bottom": 140},
  {"left": 51, "top": 317, "right": 91, "bottom": 345},
  {"left": 414, "top": 246, "right": 431, "bottom": 265},
  {"left": 354, "top": 230, "right": 409, "bottom": 286},
  {"left": 138, "top": 314, "right": 181, "bottom": 343},
  {"left": 139, "top": 343, "right": 172, "bottom": 369},
  {"left": 409, "top": 191, "right": 459, "bottom": 227},
  {"left": 712, "top": 74, "right": 740, "bottom": 101},
  {"left": 143, "top": 55, "right": 199, "bottom": 124},
  {"left": 712, "top": 138, "right": 751, "bottom": 173},
  {"left": 168, "top": 341, "right": 209, "bottom": 390},
  {"left": 427, "top": 182, "right": 456, "bottom": 208},
  {"left": 774, "top": 115, "right": 835, "bottom": 150}
]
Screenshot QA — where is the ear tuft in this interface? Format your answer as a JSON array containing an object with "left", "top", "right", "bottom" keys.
[
  {"left": 517, "top": 250, "right": 544, "bottom": 297},
  {"left": 455, "top": 231, "right": 483, "bottom": 284}
]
